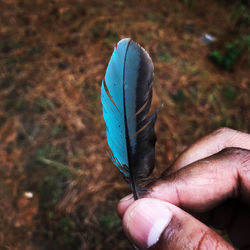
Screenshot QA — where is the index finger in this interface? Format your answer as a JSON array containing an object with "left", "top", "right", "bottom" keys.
[
  {"left": 170, "top": 127, "right": 250, "bottom": 174},
  {"left": 118, "top": 147, "right": 250, "bottom": 217}
]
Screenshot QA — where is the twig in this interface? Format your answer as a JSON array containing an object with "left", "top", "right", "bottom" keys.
[{"left": 36, "top": 156, "right": 83, "bottom": 176}]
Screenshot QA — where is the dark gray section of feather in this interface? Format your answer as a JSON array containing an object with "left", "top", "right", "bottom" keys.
[{"left": 128, "top": 41, "right": 157, "bottom": 199}]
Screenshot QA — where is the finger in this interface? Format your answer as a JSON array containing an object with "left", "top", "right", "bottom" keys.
[
  {"left": 123, "top": 198, "right": 233, "bottom": 250},
  {"left": 193, "top": 198, "right": 250, "bottom": 248},
  {"left": 118, "top": 128, "right": 250, "bottom": 216},
  {"left": 169, "top": 128, "right": 250, "bottom": 174},
  {"left": 149, "top": 147, "right": 250, "bottom": 212},
  {"left": 118, "top": 147, "right": 250, "bottom": 217},
  {"left": 117, "top": 194, "right": 134, "bottom": 218}
]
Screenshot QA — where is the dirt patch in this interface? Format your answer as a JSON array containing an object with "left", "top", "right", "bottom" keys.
[{"left": 0, "top": 0, "right": 249, "bottom": 249}]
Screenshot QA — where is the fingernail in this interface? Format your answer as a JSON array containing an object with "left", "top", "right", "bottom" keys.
[
  {"left": 118, "top": 194, "right": 134, "bottom": 218},
  {"left": 121, "top": 194, "right": 133, "bottom": 201},
  {"left": 124, "top": 198, "right": 173, "bottom": 249}
]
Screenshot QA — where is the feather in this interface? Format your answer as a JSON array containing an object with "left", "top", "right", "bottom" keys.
[{"left": 101, "top": 38, "right": 157, "bottom": 199}]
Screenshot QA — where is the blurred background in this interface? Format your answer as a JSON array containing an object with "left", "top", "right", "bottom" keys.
[{"left": 0, "top": 0, "right": 249, "bottom": 249}]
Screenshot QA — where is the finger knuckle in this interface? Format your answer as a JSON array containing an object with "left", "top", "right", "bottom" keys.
[
  {"left": 211, "top": 128, "right": 235, "bottom": 152},
  {"left": 195, "top": 230, "right": 230, "bottom": 250},
  {"left": 213, "top": 127, "right": 232, "bottom": 137},
  {"left": 239, "top": 150, "right": 250, "bottom": 174},
  {"left": 196, "top": 231, "right": 213, "bottom": 250},
  {"left": 220, "top": 147, "right": 247, "bottom": 157},
  {"left": 220, "top": 147, "right": 250, "bottom": 174}
]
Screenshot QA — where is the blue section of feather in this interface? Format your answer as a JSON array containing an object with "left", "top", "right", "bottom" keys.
[{"left": 101, "top": 38, "right": 142, "bottom": 176}]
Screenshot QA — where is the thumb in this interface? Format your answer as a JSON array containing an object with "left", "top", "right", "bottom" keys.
[{"left": 122, "top": 198, "right": 233, "bottom": 250}]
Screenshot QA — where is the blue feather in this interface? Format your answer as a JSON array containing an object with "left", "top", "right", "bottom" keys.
[{"left": 101, "top": 38, "right": 157, "bottom": 199}]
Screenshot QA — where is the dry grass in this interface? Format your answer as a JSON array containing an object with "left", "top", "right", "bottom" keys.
[{"left": 0, "top": 0, "right": 249, "bottom": 249}]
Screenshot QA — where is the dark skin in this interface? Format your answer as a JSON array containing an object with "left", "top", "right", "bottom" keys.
[{"left": 118, "top": 128, "right": 250, "bottom": 249}]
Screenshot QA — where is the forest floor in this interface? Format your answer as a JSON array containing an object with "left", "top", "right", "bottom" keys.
[{"left": 0, "top": 0, "right": 249, "bottom": 249}]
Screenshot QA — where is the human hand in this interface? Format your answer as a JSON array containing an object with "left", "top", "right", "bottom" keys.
[{"left": 118, "top": 128, "right": 250, "bottom": 249}]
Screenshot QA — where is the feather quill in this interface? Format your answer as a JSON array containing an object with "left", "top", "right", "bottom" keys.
[{"left": 101, "top": 38, "right": 157, "bottom": 199}]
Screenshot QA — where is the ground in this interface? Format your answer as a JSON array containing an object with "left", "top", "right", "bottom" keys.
[{"left": 0, "top": 0, "right": 249, "bottom": 249}]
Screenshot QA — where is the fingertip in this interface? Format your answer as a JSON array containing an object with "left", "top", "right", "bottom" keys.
[
  {"left": 117, "top": 194, "right": 134, "bottom": 218},
  {"left": 122, "top": 198, "right": 233, "bottom": 250},
  {"left": 123, "top": 198, "right": 173, "bottom": 249}
]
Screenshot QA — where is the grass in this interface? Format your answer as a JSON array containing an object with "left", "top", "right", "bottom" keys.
[
  {"left": 99, "top": 213, "right": 120, "bottom": 230},
  {"left": 32, "top": 98, "right": 55, "bottom": 113},
  {"left": 35, "top": 145, "right": 66, "bottom": 162},
  {"left": 51, "top": 124, "right": 66, "bottom": 137}
]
